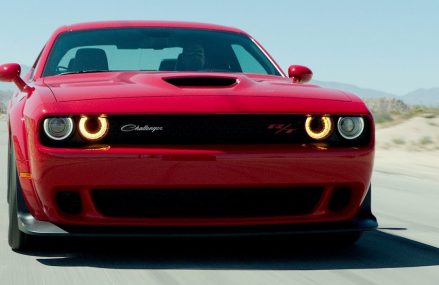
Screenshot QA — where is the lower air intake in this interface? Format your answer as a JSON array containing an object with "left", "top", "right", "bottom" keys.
[
  {"left": 56, "top": 191, "right": 82, "bottom": 215},
  {"left": 92, "top": 187, "right": 323, "bottom": 218},
  {"left": 328, "top": 187, "right": 352, "bottom": 212}
]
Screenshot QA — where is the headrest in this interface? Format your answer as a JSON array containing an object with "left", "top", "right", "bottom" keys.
[{"left": 73, "top": 48, "right": 109, "bottom": 71}]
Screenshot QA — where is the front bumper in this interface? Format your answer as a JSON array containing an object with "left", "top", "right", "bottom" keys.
[{"left": 23, "top": 144, "right": 374, "bottom": 228}]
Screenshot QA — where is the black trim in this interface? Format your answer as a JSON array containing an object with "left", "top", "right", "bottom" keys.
[
  {"left": 17, "top": 186, "right": 378, "bottom": 237},
  {"left": 40, "top": 114, "right": 372, "bottom": 148},
  {"left": 163, "top": 76, "right": 237, "bottom": 87},
  {"left": 20, "top": 217, "right": 378, "bottom": 238}
]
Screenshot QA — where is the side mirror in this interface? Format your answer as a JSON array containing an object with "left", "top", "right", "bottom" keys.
[
  {"left": 288, "top": 65, "right": 313, "bottom": 83},
  {"left": 0, "top": 63, "right": 31, "bottom": 92}
]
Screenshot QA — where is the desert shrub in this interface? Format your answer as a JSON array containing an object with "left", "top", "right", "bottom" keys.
[
  {"left": 392, "top": 138, "right": 405, "bottom": 145},
  {"left": 419, "top": 136, "right": 433, "bottom": 145}
]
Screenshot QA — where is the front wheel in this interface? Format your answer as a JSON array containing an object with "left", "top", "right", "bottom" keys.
[
  {"left": 8, "top": 189, "right": 31, "bottom": 250},
  {"left": 8, "top": 145, "right": 34, "bottom": 251}
]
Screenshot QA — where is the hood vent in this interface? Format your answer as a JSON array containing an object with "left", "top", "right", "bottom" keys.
[{"left": 163, "top": 76, "right": 237, "bottom": 87}]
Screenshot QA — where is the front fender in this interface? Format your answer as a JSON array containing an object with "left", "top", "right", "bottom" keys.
[
  {"left": 8, "top": 85, "right": 51, "bottom": 221},
  {"left": 8, "top": 91, "right": 29, "bottom": 172}
]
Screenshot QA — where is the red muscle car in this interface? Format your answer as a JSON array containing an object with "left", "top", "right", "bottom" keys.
[{"left": 1, "top": 21, "right": 377, "bottom": 250}]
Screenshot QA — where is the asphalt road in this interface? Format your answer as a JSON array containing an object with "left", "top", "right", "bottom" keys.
[{"left": 1, "top": 119, "right": 438, "bottom": 285}]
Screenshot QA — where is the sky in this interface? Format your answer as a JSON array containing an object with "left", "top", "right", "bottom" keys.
[{"left": 0, "top": 0, "right": 438, "bottom": 95}]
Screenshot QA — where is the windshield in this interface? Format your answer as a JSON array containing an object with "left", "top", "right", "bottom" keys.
[{"left": 43, "top": 27, "right": 282, "bottom": 77}]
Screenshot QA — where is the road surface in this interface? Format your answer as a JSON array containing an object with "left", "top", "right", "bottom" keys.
[{"left": 0, "top": 118, "right": 438, "bottom": 284}]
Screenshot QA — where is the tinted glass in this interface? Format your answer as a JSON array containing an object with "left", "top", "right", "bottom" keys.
[{"left": 43, "top": 28, "right": 281, "bottom": 77}]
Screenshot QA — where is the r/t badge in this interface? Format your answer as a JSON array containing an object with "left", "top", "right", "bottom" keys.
[{"left": 267, "top": 124, "right": 296, "bottom": 134}]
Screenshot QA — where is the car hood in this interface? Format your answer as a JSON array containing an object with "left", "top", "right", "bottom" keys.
[{"left": 43, "top": 72, "right": 352, "bottom": 103}]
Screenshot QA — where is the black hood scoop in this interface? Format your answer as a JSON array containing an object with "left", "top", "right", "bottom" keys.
[{"left": 163, "top": 76, "right": 238, "bottom": 87}]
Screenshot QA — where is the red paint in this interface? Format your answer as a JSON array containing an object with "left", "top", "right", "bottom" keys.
[
  {"left": 42, "top": 72, "right": 351, "bottom": 103},
  {"left": 0, "top": 63, "right": 21, "bottom": 81},
  {"left": 0, "top": 63, "right": 32, "bottom": 92},
  {"left": 29, "top": 143, "right": 373, "bottom": 226},
  {"left": 288, "top": 65, "right": 313, "bottom": 83},
  {"left": 4, "top": 21, "right": 375, "bottom": 229}
]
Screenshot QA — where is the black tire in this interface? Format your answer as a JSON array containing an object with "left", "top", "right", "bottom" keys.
[
  {"left": 8, "top": 189, "right": 30, "bottom": 251},
  {"left": 8, "top": 146, "right": 34, "bottom": 251},
  {"left": 7, "top": 138, "right": 12, "bottom": 203}
]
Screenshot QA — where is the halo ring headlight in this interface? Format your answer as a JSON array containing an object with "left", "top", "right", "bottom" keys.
[
  {"left": 78, "top": 115, "right": 109, "bottom": 141},
  {"left": 305, "top": 115, "right": 333, "bottom": 140},
  {"left": 337, "top": 117, "right": 365, "bottom": 140},
  {"left": 43, "top": 117, "right": 74, "bottom": 141}
]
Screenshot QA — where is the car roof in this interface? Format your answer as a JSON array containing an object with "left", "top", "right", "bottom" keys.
[{"left": 55, "top": 21, "right": 248, "bottom": 35}]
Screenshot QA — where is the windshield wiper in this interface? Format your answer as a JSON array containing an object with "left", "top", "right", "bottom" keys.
[{"left": 58, "top": 70, "right": 109, "bottom": 75}]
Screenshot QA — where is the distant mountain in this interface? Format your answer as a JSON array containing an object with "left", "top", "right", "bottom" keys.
[
  {"left": 402, "top": 88, "right": 439, "bottom": 107},
  {"left": 0, "top": 82, "right": 15, "bottom": 91},
  {"left": 363, "top": 97, "right": 410, "bottom": 116},
  {"left": 312, "top": 80, "right": 397, "bottom": 99},
  {"left": 313, "top": 80, "right": 439, "bottom": 107},
  {"left": 0, "top": 90, "right": 12, "bottom": 104},
  {"left": 0, "top": 90, "right": 11, "bottom": 113}
]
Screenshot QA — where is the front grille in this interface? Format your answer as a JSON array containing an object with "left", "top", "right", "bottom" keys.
[
  {"left": 107, "top": 115, "right": 308, "bottom": 145},
  {"left": 91, "top": 187, "right": 323, "bottom": 218},
  {"left": 41, "top": 115, "right": 371, "bottom": 147}
]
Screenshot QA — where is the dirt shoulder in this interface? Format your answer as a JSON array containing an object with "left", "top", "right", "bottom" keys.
[{"left": 375, "top": 114, "right": 439, "bottom": 181}]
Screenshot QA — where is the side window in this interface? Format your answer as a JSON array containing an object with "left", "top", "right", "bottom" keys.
[{"left": 231, "top": 44, "right": 268, "bottom": 74}]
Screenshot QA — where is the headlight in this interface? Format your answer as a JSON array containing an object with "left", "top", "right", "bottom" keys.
[
  {"left": 78, "top": 115, "right": 109, "bottom": 141},
  {"left": 305, "top": 115, "right": 333, "bottom": 140},
  {"left": 337, "top": 117, "right": 364, "bottom": 139},
  {"left": 43, "top": 117, "right": 74, "bottom": 140}
]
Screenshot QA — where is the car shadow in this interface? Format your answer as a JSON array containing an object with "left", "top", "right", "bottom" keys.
[{"left": 26, "top": 230, "right": 439, "bottom": 270}]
